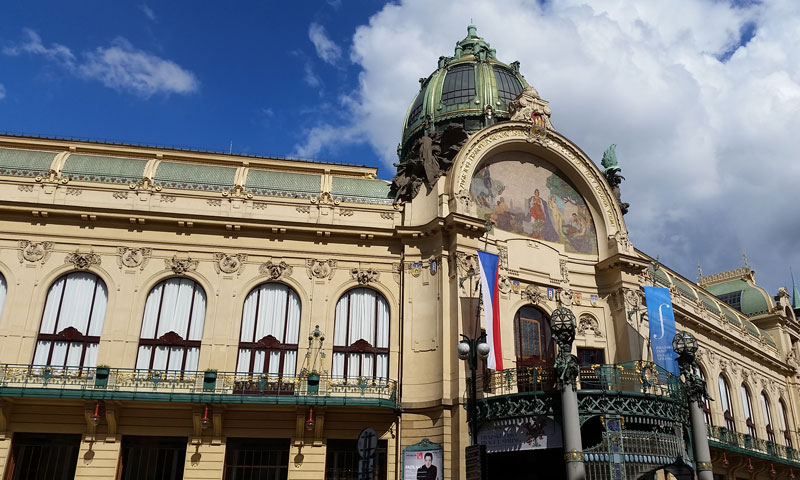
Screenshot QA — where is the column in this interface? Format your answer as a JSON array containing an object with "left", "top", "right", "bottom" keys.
[{"left": 552, "top": 307, "right": 585, "bottom": 480}]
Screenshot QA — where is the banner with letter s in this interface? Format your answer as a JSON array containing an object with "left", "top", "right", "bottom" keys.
[{"left": 644, "top": 286, "right": 679, "bottom": 375}]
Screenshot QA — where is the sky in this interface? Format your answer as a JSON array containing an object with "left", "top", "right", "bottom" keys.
[{"left": 1, "top": 0, "right": 799, "bottom": 296}]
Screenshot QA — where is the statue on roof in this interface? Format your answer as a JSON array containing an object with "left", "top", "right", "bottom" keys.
[
  {"left": 390, "top": 123, "right": 469, "bottom": 204},
  {"left": 601, "top": 144, "right": 629, "bottom": 215}
]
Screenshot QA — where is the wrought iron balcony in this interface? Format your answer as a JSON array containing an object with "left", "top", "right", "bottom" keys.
[
  {"left": 707, "top": 424, "right": 800, "bottom": 467},
  {"left": 0, "top": 364, "right": 398, "bottom": 409},
  {"left": 473, "top": 362, "right": 688, "bottom": 425}
]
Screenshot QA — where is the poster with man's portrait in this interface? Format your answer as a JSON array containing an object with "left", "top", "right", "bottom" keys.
[{"left": 403, "top": 445, "right": 443, "bottom": 480}]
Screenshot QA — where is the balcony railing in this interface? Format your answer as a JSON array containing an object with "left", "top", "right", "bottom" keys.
[
  {"left": 707, "top": 425, "right": 800, "bottom": 466},
  {"left": 0, "top": 364, "right": 398, "bottom": 408}
]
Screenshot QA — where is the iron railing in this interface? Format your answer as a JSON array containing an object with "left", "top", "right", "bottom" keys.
[
  {"left": 707, "top": 424, "right": 800, "bottom": 465},
  {"left": 0, "top": 364, "right": 398, "bottom": 407}
]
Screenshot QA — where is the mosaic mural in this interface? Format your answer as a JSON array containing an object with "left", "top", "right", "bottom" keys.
[{"left": 469, "top": 152, "right": 598, "bottom": 255}]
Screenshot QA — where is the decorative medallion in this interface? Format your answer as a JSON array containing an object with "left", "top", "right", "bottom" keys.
[
  {"left": 557, "top": 288, "right": 573, "bottom": 307},
  {"left": 306, "top": 259, "right": 337, "bottom": 280},
  {"left": 577, "top": 314, "right": 603, "bottom": 338},
  {"left": 117, "top": 247, "right": 152, "bottom": 270},
  {"left": 259, "top": 261, "right": 292, "bottom": 280},
  {"left": 590, "top": 294, "right": 598, "bottom": 306},
  {"left": 351, "top": 268, "right": 379, "bottom": 285},
  {"left": 573, "top": 292, "right": 582, "bottom": 305},
  {"left": 510, "top": 280, "right": 520, "bottom": 295},
  {"left": 18, "top": 240, "right": 54, "bottom": 264},
  {"left": 65, "top": 250, "right": 101, "bottom": 270},
  {"left": 522, "top": 284, "right": 545, "bottom": 305},
  {"left": 166, "top": 256, "right": 198, "bottom": 275},
  {"left": 410, "top": 263, "right": 422, "bottom": 278},
  {"left": 214, "top": 253, "right": 247, "bottom": 275}
]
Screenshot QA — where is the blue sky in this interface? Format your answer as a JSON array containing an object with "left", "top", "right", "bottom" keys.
[
  {"left": 2, "top": 0, "right": 800, "bottom": 295},
  {"left": 1, "top": 1, "right": 385, "bottom": 171}
]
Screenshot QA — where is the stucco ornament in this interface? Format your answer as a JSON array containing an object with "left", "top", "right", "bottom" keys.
[
  {"left": 577, "top": 314, "right": 603, "bottom": 338},
  {"left": 214, "top": 253, "right": 247, "bottom": 275},
  {"left": 259, "top": 261, "right": 292, "bottom": 280},
  {"left": 351, "top": 268, "right": 379, "bottom": 285},
  {"left": 557, "top": 287, "right": 573, "bottom": 307},
  {"left": 521, "top": 284, "right": 545, "bottom": 305},
  {"left": 117, "top": 247, "right": 152, "bottom": 270},
  {"left": 498, "top": 275, "right": 513, "bottom": 294},
  {"left": 306, "top": 259, "right": 337, "bottom": 280},
  {"left": 18, "top": 240, "right": 54, "bottom": 264},
  {"left": 508, "top": 86, "right": 553, "bottom": 144},
  {"left": 65, "top": 250, "right": 101, "bottom": 270},
  {"left": 166, "top": 256, "right": 198, "bottom": 275}
]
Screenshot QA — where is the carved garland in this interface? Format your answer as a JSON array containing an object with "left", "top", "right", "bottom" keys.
[
  {"left": 166, "top": 256, "right": 198, "bottom": 275},
  {"left": 65, "top": 250, "right": 101, "bottom": 270},
  {"left": 351, "top": 268, "right": 379, "bottom": 285},
  {"left": 259, "top": 261, "right": 293, "bottom": 280},
  {"left": 18, "top": 240, "right": 54, "bottom": 265}
]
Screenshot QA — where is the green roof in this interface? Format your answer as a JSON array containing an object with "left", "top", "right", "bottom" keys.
[
  {"left": 670, "top": 276, "right": 697, "bottom": 301},
  {"left": 0, "top": 147, "right": 54, "bottom": 178},
  {"left": 245, "top": 169, "right": 320, "bottom": 199},
  {"left": 648, "top": 265, "right": 671, "bottom": 287},
  {"left": 331, "top": 177, "right": 392, "bottom": 205},
  {"left": 722, "top": 308, "right": 742, "bottom": 328},
  {"left": 707, "top": 279, "right": 773, "bottom": 316},
  {"left": 62, "top": 154, "right": 147, "bottom": 185},
  {"left": 154, "top": 161, "right": 236, "bottom": 193},
  {"left": 698, "top": 293, "right": 721, "bottom": 314}
]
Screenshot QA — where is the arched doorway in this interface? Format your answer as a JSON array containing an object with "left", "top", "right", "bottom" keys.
[{"left": 514, "top": 306, "right": 555, "bottom": 392}]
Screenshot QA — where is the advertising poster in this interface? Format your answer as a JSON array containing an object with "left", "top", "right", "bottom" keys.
[
  {"left": 477, "top": 416, "right": 562, "bottom": 453},
  {"left": 644, "top": 286, "right": 679, "bottom": 375},
  {"left": 403, "top": 439, "right": 443, "bottom": 480}
]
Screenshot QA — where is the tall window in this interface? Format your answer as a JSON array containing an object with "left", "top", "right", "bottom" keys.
[
  {"left": 119, "top": 436, "right": 186, "bottom": 480},
  {"left": 236, "top": 283, "right": 301, "bottom": 377},
  {"left": 514, "top": 306, "right": 554, "bottom": 367},
  {"left": 718, "top": 375, "right": 735, "bottom": 431},
  {"left": 135, "top": 278, "right": 206, "bottom": 372},
  {"left": 225, "top": 438, "right": 290, "bottom": 480},
  {"left": 7, "top": 433, "right": 80, "bottom": 480},
  {"left": 761, "top": 392, "right": 775, "bottom": 442},
  {"left": 325, "top": 439, "right": 387, "bottom": 480},
  {"left": 33, "top": 272, "right": 108, "bottom": 369},
  {"left": 780, "top": 400, "right": 792, "bottom": 447},
  {"left": 332, "top": 288, "right": 389, "bottom": 380},
  {"left": 741, "top": 384, "right": 756, "bottom": 437},
  {"left": 694, "top": 366, "right": 712, "bottom": 425},
  {"left": 0, "top": 272, "right": 7, "bottom": 320}
]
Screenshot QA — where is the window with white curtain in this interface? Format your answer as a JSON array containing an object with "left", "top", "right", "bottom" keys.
[
  {"left": 33, "top": 272, "right": 108, "bottom": 369},
  {"left": 135, "top": 278, "right": 206, "bottom": 372},
  {"left": 741, "top": 384, "right": 756, "bottom": 437},
  {"left": 718, "top": 375, "right": 736, "bottom": 431},
  {"left": 0, "top": 273, "right": 7, "bottom": 321},
  {"left": 236, "top": 283, "right": 301, "bottom": 377},
  {"left": 761, "top": 392, "right": 775, "bottom": 442},
  {"left": 780, "top": 399, "right": 792, "bottom": 447},
  {"left": 332, "top": 288, "right": 389, "bottom": 380},
  {"left": 694, "top": 365, "right": 712, "bottom": 425}
]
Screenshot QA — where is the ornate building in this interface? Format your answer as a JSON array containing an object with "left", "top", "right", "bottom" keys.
[{"left": 0, "top": 25, "right": 798, "bottom": 480}]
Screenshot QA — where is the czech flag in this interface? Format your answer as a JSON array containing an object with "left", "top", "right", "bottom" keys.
[{"left": 477, "top": 251, "right": 503, "bottom": 370}]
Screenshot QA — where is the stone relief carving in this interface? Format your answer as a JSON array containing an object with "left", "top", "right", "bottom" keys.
[
  {"left": 454, "top": 189, "right": 471, "bottom": 210},
  {"left": 116, "top": 247, "right": 152, "bottom": 270},
  {"left": 351, "top": 268, "right": 379, "bottom": 285},
  {"left": 306, "top": 259, "right": 337, "bottom": 280},
  {"left": 392, "top": 262, "right": 402, "bottom": 285},
  {"left": 498, "top": 275, "right": 512, "bottom": 294},
  {"left": 214, "top": 253, "right": 247, "bottom": 275},
  {"left": 166, "top": 256, "right": 198, "bottom": 275},
  {"left": 577, "top": 314, "right": 603, "bottom": 337},
  {"left": 497, "top": 246, "right": 508, "bottom": 270},
  {"left": 112, "top": 191, "right": 128, "bottom": 199},
  {"left": 339, "top": 208, "right": 354, "bottom": 217},
  {"left": 160, "top": 195, "right": 176, "bottom": 203},
  {"left": 508, "top": 86, "right": 553, "bottom": 144},
  {"left": 18, "top": 240, "right": 54, "bottom": 264},
  {"left": 557, "top": 287, "right": 573, "bottom": 307},
  {"left": 18, "top": 185, "right": 34, "bottom": 192},
  {"left": 65, "top": 187, "right": 82, "bottom": 196},
  {"left": 521, "top": 284, "right": 545, "bottom": 305},
  {"left": 559, "top": 259, "right": 569, "bottom": 284},
  {"left": 296, "top": 206, "right": 310, "bottom": 214},
  {"left": 786, "top": 350, "right": 798, "bottom": 372},
  {"left": 65, "top": 250, "right": 101, "bottom": 270},
  {"left": 259, "top": 261, "right": 292, "bottom": 280},
  {"left": 451, "top": 252, "right": 478, "bottom": 279}
]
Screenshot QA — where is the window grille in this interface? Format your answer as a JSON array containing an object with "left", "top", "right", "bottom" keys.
[{"left": 441, "top": 64, "right": 476, "bottom": 106}]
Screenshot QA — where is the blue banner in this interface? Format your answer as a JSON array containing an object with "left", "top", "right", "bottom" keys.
[{"left": 644, "top": 286, "right": 679, "bottom": 375}]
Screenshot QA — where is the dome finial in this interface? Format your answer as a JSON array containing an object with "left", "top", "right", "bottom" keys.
[{"left": 467, "top": 24, "right": 477, "bottom": 37}]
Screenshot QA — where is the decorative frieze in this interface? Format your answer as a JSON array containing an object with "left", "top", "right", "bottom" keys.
[
  {"left": 65, "top": 250, "right": 101, "bottom": 270},
  {"left": 214, "top": 253, "right": 247, "bottom": 275},
  {"left": 117, "top": 247, "right": 152, "bottom": 270},
  {"left": 259, "top": 261, "right": 292, "bottom": 280},
  {"left": 18, "top": 240, "right": 54, "bottom": 264}
]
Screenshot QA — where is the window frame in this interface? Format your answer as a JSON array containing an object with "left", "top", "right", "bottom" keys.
[
  {"left": 718, "top": 375, "right": 736, "bottom": 432},
  {"left": 332, "top": 288, "right": 390, "bottom": 380},
  {"left": 741, "top": 384, "right": 757, "bottom": 437}
]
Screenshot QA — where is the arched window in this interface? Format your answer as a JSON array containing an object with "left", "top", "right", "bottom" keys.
[
  {"left": 694, "top": 365, "right": 712, "bottom": 425},
  {"left": 761, "top": 391, "right": 775, "bottom": 442},
  {"left": 33, "top": 272, "right": 108, "bottom": 369},
  {"left": 0, "top": 273, "right": 6, "bottom": 320},
  {"left": 236, "top": 283, "right": 301, "bottom": 377},
  {"left": 718, "top": 375, "right": 735, "bottom": 431},
  {"left": 332, "top": 288, "right": 389, "bottom": 380},
  {"left": 135, "top": 278, "right": 206, "bottom": 372},
  {"left": 514, "top": 306, "right": 554, "bottom": 367},
  {"left": 780, "top": 399, "right": 792, "bottom": 447},
  {"left": 741, "top": 384, "right": 756, "bottom": 437}
]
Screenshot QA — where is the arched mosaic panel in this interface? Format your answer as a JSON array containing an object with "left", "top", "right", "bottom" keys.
[{"left": 469, "top": 151, "right": 598, "bottom": 254}]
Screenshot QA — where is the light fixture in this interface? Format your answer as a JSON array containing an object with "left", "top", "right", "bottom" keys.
[
  {"left": 305, "top": 408, "right": 315, "bottom": 431},
  {"left": 92, "top": 401, "right": 101, "bottom": 426},
  {"left": 457, "top": 341, "right": 471, "bottom": 360},
  {"left": 201, "top": 405, "right": 210, "bottom": 430},
  {"left": 770, "top": 464, "right": 776, "bottom": 476},
  {"left": 476, "top": 341, "right": 490, "bottom": 359},
  {"left": 748, "top": 458, "right": 754, "bottom": 472},
  {"left": 790, "top": 468, "right": 795, "bottom": 479},
  {"left": 722, "top": 452, "right": 728, "bottom": 465},
  {"left": 671, "top": 331, "right": 698, "bottom": 357}
]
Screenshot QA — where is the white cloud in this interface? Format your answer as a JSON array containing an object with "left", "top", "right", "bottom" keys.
[
  {"left": 0, "top": 84, "right": 5, "bottom": 100},
  {"left": 139, "top": 4, "right": 157, "bottom": 21},
  {"left": 303, "top": 61, "right": 321, "bottom": 88},
  {"left": 308, "top": 23, "right": 342, "bottom": 65},
  {"left": 3, "top": 29, "right": 197, "bottom": 97},
  {"left": 293, "top": 0, "right": 800, "bottom": 293}
]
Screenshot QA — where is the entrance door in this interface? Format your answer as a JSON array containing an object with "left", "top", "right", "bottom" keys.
[
  {"left": 6, "top": 433, "right": 80, "bottom": 480},
  {"left": 119, "top": 436, "right": 187, "bottom": 480},
  {"left": 487, "top": 448, "right": 564, "bottom": 479}
]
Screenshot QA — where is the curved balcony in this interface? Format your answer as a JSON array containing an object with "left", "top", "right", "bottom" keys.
[
  {"left": 474, "top": 361, "right": 689, "bottom": 426},
  {"left": 0, "top": 364, "right": 398, "bottom": 409},
  {"left": 707, "top": 425, "right": 800, "bottom": 467}
]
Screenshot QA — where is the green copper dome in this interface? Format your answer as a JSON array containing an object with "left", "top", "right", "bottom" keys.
[{"left": 399, "top": 25, "right": 529, "bottom": 162}]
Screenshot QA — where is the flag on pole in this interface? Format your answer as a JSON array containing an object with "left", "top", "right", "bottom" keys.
[{"left": 477, "top": 251, "right": 503, "bottom": 370}]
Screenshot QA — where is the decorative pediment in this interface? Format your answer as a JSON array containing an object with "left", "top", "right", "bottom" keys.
[
  {"left": 256, "top": 335, "right": 282, "bottom": 348},
  {"left": 348, "top": 339, "right": 376, "bottom": 352},
  {"left": 56, "top": 326, "right": 85, "bottom": 341},
  {"left": 158, "top": 331, "right": 185, "bottom": 345}
]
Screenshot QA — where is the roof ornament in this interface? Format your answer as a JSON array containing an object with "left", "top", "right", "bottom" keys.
[
  {"left": 509, "top": 87, "right": 553, "bottom": 144},
  {"left": 601, "top": 144, "right": 629, "bottom": 215}
]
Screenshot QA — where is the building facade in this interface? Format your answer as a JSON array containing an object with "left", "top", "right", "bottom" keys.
[{"left": 0, "top": 26, "right": 798, "bottom": 480}]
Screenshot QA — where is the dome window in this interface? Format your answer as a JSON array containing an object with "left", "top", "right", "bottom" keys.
[
  {"left": 407, "top": 89, "right": 425, "bottom": 127},
  {"left": 441, "top": 64, "right": 476, "bottom": 106},
  {"left": 494, "top": 67, "right": 523, "bottom": 105}
]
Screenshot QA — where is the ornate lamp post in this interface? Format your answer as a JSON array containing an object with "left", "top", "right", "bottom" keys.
[
  {"left": 550, "top": 306, "right": 586, "bottom": 480},
  {"left": 673, "top": 331, "right": 714, "bottom": 480},
  {"left": 458, "top": 332, "right": 490, "bottom": 445}
]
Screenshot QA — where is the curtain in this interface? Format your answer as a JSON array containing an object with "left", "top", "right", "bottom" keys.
[
  {"left": 0, "top": 274, "right": 7, "bottom": 321},
  {"left": 741, "top": 385, "right": 752, "bottom": 419},
  {"left": 761, "top": 394, "right": 772, "bottom": 425},
  {"left": 376, "top": 297, "right": 389, "bottom": 348},
  {"left": 349, "top": 289, "right": 375, "bottom": 345},
  {"left": 332, "top": 353, "right": 345, "bottom": 377},
  {"left": 718, "top": 377, "right": 731, "bottom": 411},
  {"left": 238, "top": 283, "right": 301, "bottom": 376},
  {"left": 283, "top": 351, "right": 297, "bottom": 377},
  {"left": 333, "top": 295, "right": 349, "bottom": 346},
  {"left": 236, "top": 349, "right": 251, "bottom": 374},
  {"left": 376, "top": 354, "right": 388, "bottom": 379},
  {"left": 333, "top": 288, "right": 390, "bottom": 379}
]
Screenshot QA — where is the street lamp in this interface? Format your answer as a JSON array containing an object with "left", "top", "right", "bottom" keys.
[{"left": 458, "top": 332, "right": 490, "bottom": 445}]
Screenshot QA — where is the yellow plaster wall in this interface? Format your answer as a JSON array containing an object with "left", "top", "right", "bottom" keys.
[
  {"left": 74, "top": 436, "right": 121, "bottom": 479},
  {"left": 183, "top": 441, "right": 225, "bottom": 480},
  {"left": 0, "top": 433, "right": 12, "bottom": 478}
]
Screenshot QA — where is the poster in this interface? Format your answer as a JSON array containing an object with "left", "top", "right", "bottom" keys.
[
  {"left": 477, "top": 416, "right": 562, "bottom": 453},
  {"left": 403, "top": 439, "right": 443, "bottom": 480},
  {"left": 644, "top": 286, "right": 679, "bottom": 375}
]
